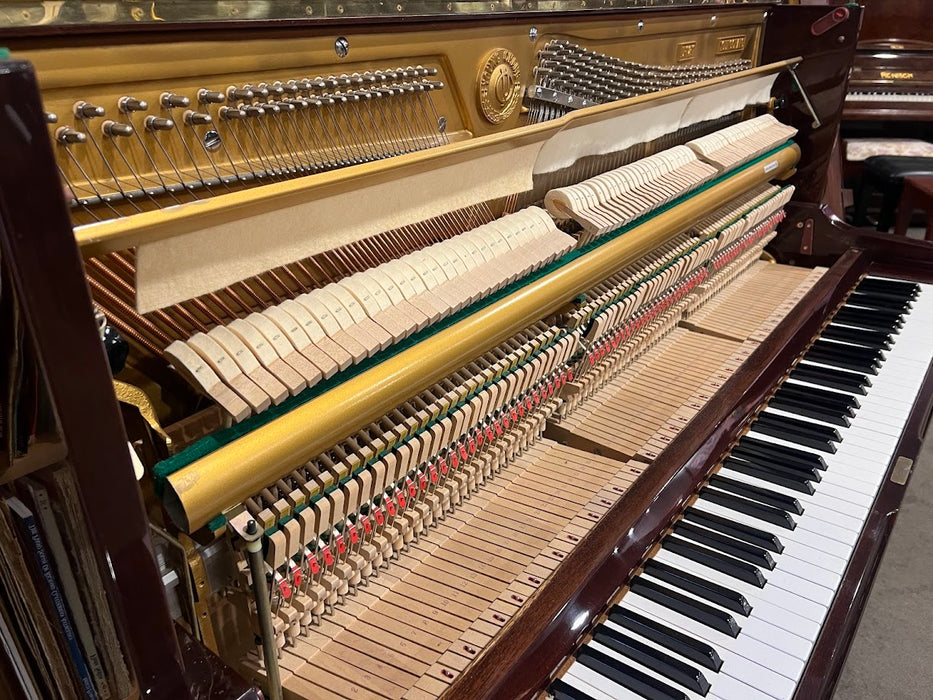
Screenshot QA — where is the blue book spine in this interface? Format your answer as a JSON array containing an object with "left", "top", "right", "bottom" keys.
[{"left": 6, "top": 498, "right": 97, "bottom": 700}]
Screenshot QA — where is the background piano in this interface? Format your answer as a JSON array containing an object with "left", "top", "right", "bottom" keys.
[{"left": 842, "top": 0, "right": 933, "bottom": 220}]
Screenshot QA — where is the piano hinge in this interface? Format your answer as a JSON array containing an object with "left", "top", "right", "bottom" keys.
[
  {"left": 890, "top": 456, "right": 913, "bottom": 485},
  {"left": 811, "top": 6, "right": 850, "bottom": 37},
  {"left": 796, "top": 217, "right": 815, "bottom": 254}
]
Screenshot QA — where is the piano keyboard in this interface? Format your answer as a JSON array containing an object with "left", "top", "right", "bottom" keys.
[
  {"left": 550, "top": 276, "right": 933, "bottom": 700},
  {"left": 845, "top": 91, "right": 933, "bottom": 103}
]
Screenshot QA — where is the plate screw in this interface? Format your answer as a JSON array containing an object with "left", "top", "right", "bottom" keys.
[{"left": 335, "top": 36, "right": 349, "bottom": 58}]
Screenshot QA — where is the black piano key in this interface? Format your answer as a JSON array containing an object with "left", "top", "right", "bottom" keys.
[
  {"left": 738, "top": 435, "right": 827, "bottom": 470},
  {"left": 577, "top": 646, "right": 689, "bottom": 700},
  {"left": 673, "top": 520, "right": 776, "bottom": 570},
  {"left": 813, "top": 338, "right": 886, "bottom": 363},
  {"left": 729, "top": 448, "right": 824, "bottom": 479},
  {"left": 724, "top": 455, "right": 820, "bottom": 490},
  {"left": 608, "top": 606, "right": 723, "bottom": 672},
  {"left": 662, "top": 535, "right": 767, "bottom": 588},
  {"left": 750, "top": 416, "right": 838, "bottom": 454},
  {"left": 778, "top": 381, "right": 860, "bottom": 411},
  {"left": 768, "top": 395, "right": 851, "bottom": 427},
  {"left": 790, "top": 363, "right": 870, "bottom": 394},
  {"left": 841, "top": 300, "right": 906, "bottom": 324},
  {"left": 806, "top": 343, "right": 883, "bottom": 375},
  {"left": 630, "top": 576, "right": 741, "bottom": 637},
  {"left": 551, "top": 678, "right": 598, "bottom": 700},
  {"left": 683, "top": 506, "right": 784, "bottom": 554},
  {"left": 709, "top": 474, "right": 804, "bottom": 515},
  {"left": 820, "top": 323, "right": 892, "bottom": 350},
  {"left": 698, "top": 488, "right": 797, "bottom": 530},
  {"left": 756, "top": 411, "right": 842, "bottom": 445},
  {"left": 644, "top": 559, "right": 752, "bottom": 616},
  {"left": 592, "top": 623, "right": 712, "bottom": 696},
  {"left": 832, "top": 308, "right": 901, "bottom": 334},
  {"left": 855, "top": 277, "right": 919, "bottom": 298},
  {"left": 847, "top": 291, "right": 911, "bottom": 313}
]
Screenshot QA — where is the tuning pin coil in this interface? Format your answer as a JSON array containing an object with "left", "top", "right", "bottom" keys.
[
  {"left": 74, "top": 101, "right": 105, "bottom": 119},
  {"left": 160, "top": 92, "right": 190, "bottom": 109},
  {"left": 197, "top": 89, "right": 226, "bottom": 105},
  {"left": 118, "top": 96, "right": 149, "bottom": 113},
  {"left": 144, "top": 115, "right": 175, "bottom": 131},
  {"left": 102, "top": 120, "right": 135, "bottom": 137},
  {"left": 55, "top": 126, "right": 87, "bottom": 144},
  {"left": 183, "top": 110, "right": 213, "bottom": 126}
]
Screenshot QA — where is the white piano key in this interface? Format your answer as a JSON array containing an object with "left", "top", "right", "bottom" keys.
[
  {"left": 691, "top": 498, "right": 852, "bottom": 561},
  {"left": 621, "top": 594, "right": 798, "bottom": 698},
  {"left": 652, "top": 549, "right": 827, "bottom": 630},
  {"left": 717, "top": 466, "right": 869, "bottom": 517},
  {"left": 694, "top": 496, "right": 853, "bottom": 559},
  {"left": 637, "top": 572, "right": 813, "bottom": 661},
  {"left": 564, "top": 661, "right": 643, "bottom": 700},
  {"left": 586, "top": 639, "right": 710, "bottom": 700},
  {"left": 602, "top": 619, "right": 762, "bottom": 700}
]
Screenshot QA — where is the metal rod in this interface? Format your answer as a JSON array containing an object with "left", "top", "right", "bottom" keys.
[
  {"left": 164, "top": 142, "right": 801, "bottom": 532},
  {"left": 245, "top": 531, "right": 283, "bottom": 700}
]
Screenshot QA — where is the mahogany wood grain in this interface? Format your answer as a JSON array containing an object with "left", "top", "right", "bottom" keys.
[
  {"left": 842, "top": 105, "right": 933, "bottom": 122},
  {"left": 761, "top": 4, "right": 862, "bottom": 205},
  {"left": 0, "top": 60, "right": 186, "bottom": 698},
  {"left": 773, "top": 201, "right": 933, "bottom": 269},
  {"left": 855, "top": 0, "right": 933, "bottom": 51}
]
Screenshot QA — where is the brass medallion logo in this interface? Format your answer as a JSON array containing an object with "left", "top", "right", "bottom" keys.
[{"left": 478, "top": 48, "right": 521, "bottom": 124}]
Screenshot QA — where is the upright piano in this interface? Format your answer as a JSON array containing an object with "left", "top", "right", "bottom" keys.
[
  {"left": 843, "top": 0, "right": 933, "bottom": 124},
  {"left": 1, "top": 3, "right": 932, "bottom": 700},
  {"left": 842, "top": 0, "right": 933, "bottom": 193}
]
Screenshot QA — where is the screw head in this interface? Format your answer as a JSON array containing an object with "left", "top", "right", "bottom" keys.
[
  {"left": 437, "top": 116, "right": 447, "bottom": 133},
  {"left": 528, "top": 26, "right": 538, "bottom": 42},
  {"left": 203, "top": 130, "right": 222, "bottom": 152},
  {"left": 334, "top": 36, "right": 349, "bottom": 58},
  {"left": 245, "top": 519, "right": 258, "bottom": 535},
  {"left": 637, "top": 20, "right": 644, "bottom": 31}
]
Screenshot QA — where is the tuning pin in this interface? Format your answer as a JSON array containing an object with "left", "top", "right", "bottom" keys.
[
  {"left": 73, "top": 101, "right": 105, "bottom": 119},
  {"left": 44, "top": 112, "right": 58, "bottom": 124},
  {"left": 160, "top": 92, "right": 190, "bottom": 109},
  {"left": 226, "top": 85, "right": 254, "bottom": 102},
  {"left": 183, "top": 110, "right": 213, "bottom": 126},
  {"left": 243, "top": 105, "right": 265, "bottom": 117},
  {"left": 244, "top": 83, "right": 269, "bottom": 99},
  {"left": 101, "top": 120, "right": 135, "bottom": 137},
  {"left": 260, "top": 82, "right": 284, "bottom": 97},
  {"left": 219, "top": 106, "right": 246, "bottom": 120},
  {"left": 197, "top": 89, "right": 226, "bottom": 105},
  {"left": 55, "top": 126, "right": 87, "bottom": 144},
  {"left": 281, "top": 80, "right": 299, "bottom": 95},
  {"left": 144, "top": 115, "right": 175, "bottom": 131},
  {"left": 118, "top": 96, "right": 148, "bottom": 113}
]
